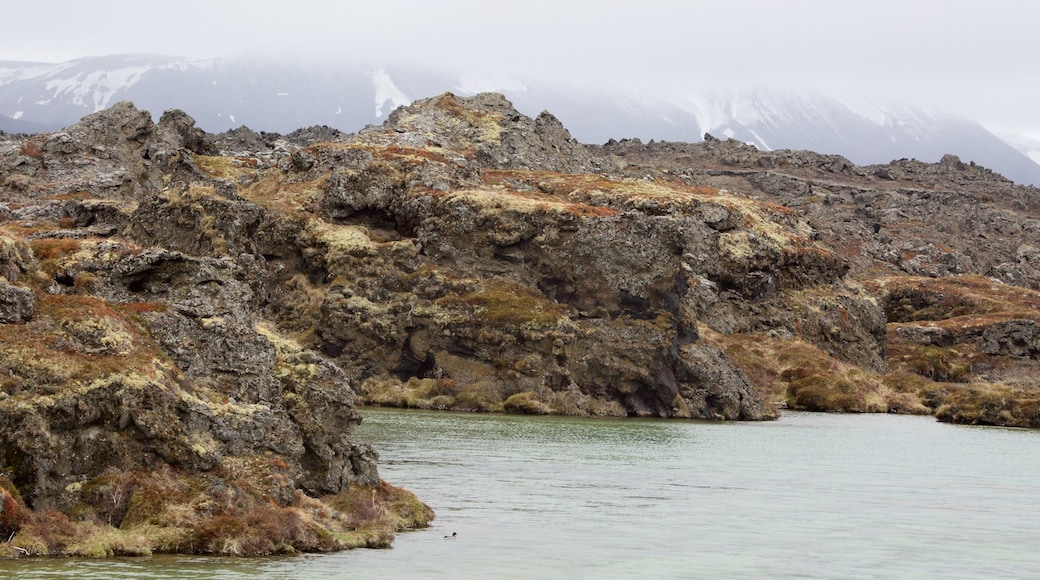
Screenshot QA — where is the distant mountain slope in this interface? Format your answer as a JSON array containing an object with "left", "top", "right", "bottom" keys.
[
  {"left": 2, "top": 53, "right": 1039, "bottom": 185},
  {"left": 998, "top": 131, "right": 1040, "bottom": 166}
]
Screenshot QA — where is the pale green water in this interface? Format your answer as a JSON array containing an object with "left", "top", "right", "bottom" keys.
[{"left": 2, "top": 409, "right": 1038, "bottom": 579}]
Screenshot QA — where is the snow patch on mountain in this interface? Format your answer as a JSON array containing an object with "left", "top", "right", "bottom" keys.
[
  {"left": 156, "top": 58, "right": 215, "bottom": 73},
  {"left": 666, "top": 95, "right": 726, "bottom": 139},
  {"left": 369, "top": 69, "right": 409, "bottom": 117},
  {"left": 996, "top": 131, "right": 1040, "bottom": 167},
  {"left": 44, "top": 65, "right": 151, "bottom": 111},
  {"left": 0, "top": 62, "right": 66, "bottom": 83}
]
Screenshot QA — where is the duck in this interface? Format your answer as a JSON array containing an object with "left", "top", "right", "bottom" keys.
[{"left": 443, "top": 532, "right": 457, "bottom": 539}]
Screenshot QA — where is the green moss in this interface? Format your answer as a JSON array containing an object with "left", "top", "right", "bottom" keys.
[
  {"left": 63, "top": 525, "right": 153, "bottom": 557},
  {"left": 438, "top": 278, "right": 569, "bottom": 328}
]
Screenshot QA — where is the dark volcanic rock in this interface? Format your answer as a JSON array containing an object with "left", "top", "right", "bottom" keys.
[
  {"left": 5, "top": 88, "right": 1040, "bottom": 554},
  {"left": 0, "top": 278, "right": 33, "bottom": 322}
]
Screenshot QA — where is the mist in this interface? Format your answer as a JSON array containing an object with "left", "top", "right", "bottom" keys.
[{"left": 5, "top": 1, "right": 1040, "bottom": 137}]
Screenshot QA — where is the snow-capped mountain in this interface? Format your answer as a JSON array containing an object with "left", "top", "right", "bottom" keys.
[
  {"left": 3, "top": 53, "right": 1040, "bottom": 186},
  {"left": 997, "top": 131, "right": 1040, "bottom": 167}
]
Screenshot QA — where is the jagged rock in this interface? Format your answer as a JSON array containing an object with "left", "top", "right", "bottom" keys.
[
  {"left": 286, "top": 125, "right": 348, "bottom": 146},
  {"left": 156, "top": 109, "right": 217, "bottom": 155},
  {"left": 0, "top": 232, "right": 36, "bottom": 322},
  {"left": 214, "top": 125, "right": 274, "bottom": 154},
  {"left": 678, "top": 344, "right": 771, "bottom": 420},
  {"left": 382, "top": 92, "right": 615, "bottom": 174},
  {"left": 0, "top": 278, "right": 33, "bottom": 322},
  {"left": 7, "top": 89, "right": 1040, "bottom": 551}
]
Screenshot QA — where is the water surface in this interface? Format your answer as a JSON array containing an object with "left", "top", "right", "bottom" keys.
[{"left": 3, "top": 409, "right": 1037, "bottom": 579}]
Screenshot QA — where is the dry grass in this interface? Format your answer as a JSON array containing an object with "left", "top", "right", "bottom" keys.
[
  {"left": 702, "top": 325, "right": 930, "bottom": 414},
  {"left": 431, "top": 94, "right": 506, "bottom": 143},
  {"left": 29, "top": 238, "right": 85, "bottom": 275},
  {"left": 886, "top": 339, "right": 977, "bottom": 382},
  {"left": 1, "top": 476, "right": 28, "bottom": 541},
  {"left": 474, "top": 170, "right": 830, "bottom": 270},
  {"left": 4, "top": 461, "right": 432, "bottom": 558},
  {"left": 502, "top": 391, "right": 553, "bottom": 414},
  {"left": 304, "top": 142, "right": 456, "bottom": 169},
  {"left": 361, "top": 375, "right": 628, "bottom": 417},
  {"left": 359, "top": 376, "right": 461, "bottom": 410},
  {"left": 935, "top": 380, "right": 1040, "bottom": 427},
  {"left": 870, "top": 274, "right": 1040, "bottom": 371},
  {"left": 0, "top": 293, "right": 169, "bottom": 382},
  {"left": 865, "top": 275, "right": 1040, "bottom": 322},
  {"left": 359, "top": 360, "right": 507, "bottom": 412},
  {"left": 194, "top": 155, "right": 260, "bottom": 182},
  {"left": 693, "top": 274, "right": 1040, "bottom": 424},
  {"left": 436, "top": 278, "right": 570, "bottom": 329},
  {"left": 19, "top": 138, "right": 43, "bottom": 158},
  {"left": 239, "top": 170, "right": 329, "bottom": 215}
]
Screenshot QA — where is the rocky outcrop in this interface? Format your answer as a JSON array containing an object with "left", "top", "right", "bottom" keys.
[
  {"left": 596, "top": 138, "right": 1040, "bottom": 289},
  {"left": 0, "top": 232, "right": 35, "bottom": 322},
  {"left": 5, "top": 88, "right": 1040, "bottom": 555},
  {"left": 0, "top": 104, "right": 432, "bottom": 556},
  {"left": 597, "top": 137, "right": 1040, "bottom": 425},
  {"left": 0, "top": 278, "right": 33, "bottom": 322},
  {"left": 0, "top": 241, "right": 381, "bottom": 511},
  {"left": 381, "top": 92, "right": 611, "bottom": 174}
]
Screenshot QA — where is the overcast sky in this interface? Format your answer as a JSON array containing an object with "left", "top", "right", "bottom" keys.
[{"left": 7, "top": 0, "right": 1040, "bottom": 137}]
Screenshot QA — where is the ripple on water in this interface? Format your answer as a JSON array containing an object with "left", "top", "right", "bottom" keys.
[{"left": 5, "top": 409, "right": 1039, "bottom": 579}]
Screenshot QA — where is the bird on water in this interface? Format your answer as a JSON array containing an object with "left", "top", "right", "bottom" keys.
[{"left": 444, "top": 532, "right": 457, "bottom": 539}]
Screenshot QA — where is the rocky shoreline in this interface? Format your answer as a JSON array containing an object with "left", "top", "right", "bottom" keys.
[{"left": 2, "top": 92, "right": 1040, "bottom": 556}]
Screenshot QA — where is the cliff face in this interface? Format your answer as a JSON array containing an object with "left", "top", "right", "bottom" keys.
[
  {"left": 594, "top": 135, "right": 1040, "bottom": 425},
  {"left": 285, "top": 94, "right": 790, "bottom": 420},
  {"left": 3, "top": 90, "right": 1040, "bottom": 553},
  {"left": 0, "top": 103, "right": 429, "bottom": 556},
  {"left": 0, "top": 94, "right": 832, "bottom": 549},
  {"left": 113, "top": 91, "right": 789, "bottom": 423}
]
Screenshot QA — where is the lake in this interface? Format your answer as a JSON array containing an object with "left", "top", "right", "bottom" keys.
[{"left": 3, "top": 408, "right": 1039, "bottom": 579}]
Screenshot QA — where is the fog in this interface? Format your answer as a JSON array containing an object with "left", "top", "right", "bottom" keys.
[{"left": 7, "top": 0, "right": 1040, "bottom": 137}]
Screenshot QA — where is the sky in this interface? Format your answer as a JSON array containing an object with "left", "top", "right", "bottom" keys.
[{"left": 6, "top": 0, "right": 1040, "bottom": 138}]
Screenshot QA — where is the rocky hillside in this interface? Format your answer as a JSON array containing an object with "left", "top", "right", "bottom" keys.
[
  {"left": 0, "top": 103, "right": 432, "bottom": 557},
  {"left": 2, "top": 91, "right": 1040, "bottom": 554},
  {"left": 594, "top": 135, "right": 1040, "bottom": 425}
]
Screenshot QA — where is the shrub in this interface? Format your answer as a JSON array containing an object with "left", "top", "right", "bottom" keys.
[
  {"left": 785, "top": 371, "right": 889, "bottom": 413},
  {"left": 1, "top": 480, "right": 27, "bottom": 538},
  {"left": 503, "top": 391, "right": 552, "bottom": 414},
  {"left": 936, "top": 382, "right": 1040, "bottom": 427},
  {"left": 19, "top": 139, "right": 43, "bottom": 158}
]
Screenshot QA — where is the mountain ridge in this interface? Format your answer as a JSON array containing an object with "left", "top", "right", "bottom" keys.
[{"left": 3, "top": 53, "right": 1040, "bottom": 186}]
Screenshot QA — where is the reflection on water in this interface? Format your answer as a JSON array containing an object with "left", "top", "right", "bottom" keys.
[{"left": 3, "top": 409, "right": 1039, "bottom": 579}]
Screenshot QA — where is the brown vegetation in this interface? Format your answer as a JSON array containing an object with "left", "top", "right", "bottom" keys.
[
  {"left": 437, "top": 278, "right": 571, "bottom": 329},
  {"left": 935, "top": 379, "right": 1040, "bottom": 428},
  {"left": 1, "top": 466, "right": 430, "bottom": 557},
  {"left": 702, "top": 326, "right": 931, "bottom": 415}
]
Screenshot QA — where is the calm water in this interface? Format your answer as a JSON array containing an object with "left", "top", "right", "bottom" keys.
[{"left": 3, "top": 409, "right": 1039, "bottom": 579}]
